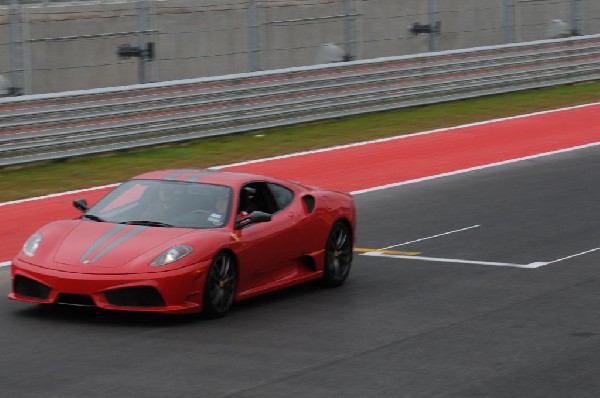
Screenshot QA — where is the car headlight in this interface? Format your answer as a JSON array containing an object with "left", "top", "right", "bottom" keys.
[
  {"left": 22, "top": 233, "right": 42, "bottom": 257},
  {"left": 150, "top": 245, "right": 193, "bottom": 266}
]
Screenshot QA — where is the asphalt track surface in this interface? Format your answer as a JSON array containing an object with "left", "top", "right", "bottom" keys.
[{"left": 2, "top": 105, "right": 600, "bottom": 396}]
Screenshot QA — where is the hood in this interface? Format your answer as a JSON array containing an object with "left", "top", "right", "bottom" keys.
[{"left": 26, "top": 220, "right": 200, "bottom": 274}]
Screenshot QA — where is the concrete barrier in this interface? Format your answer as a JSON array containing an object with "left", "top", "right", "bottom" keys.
[{"left": 1, "top": 0, "right": 599, "bottom": 95}]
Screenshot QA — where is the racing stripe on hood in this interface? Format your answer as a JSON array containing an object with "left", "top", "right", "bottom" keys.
[
  {"left": 79, "top": 224, "right": 127, "bottom": 264},
  {"left": 87, "top": 226, "right": 148, "bottom": 264}
]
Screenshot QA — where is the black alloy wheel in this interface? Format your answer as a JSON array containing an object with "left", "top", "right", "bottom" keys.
[
  {"left": 323, "top": 221, "right": 353, "bottom": 287},
  {"left": 203, "top": 251, "right": 237, "bottom": 317}
]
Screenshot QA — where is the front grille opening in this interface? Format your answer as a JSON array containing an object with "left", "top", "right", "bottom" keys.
[
  {"left": 56, "top": 293, "right": 96, "bottom": 307},
  {"left": 103, "top": 286, "right": 165, "bottom": 308},
  {"left": 14, "top": 275, "right": 51, "bottom": 300}
]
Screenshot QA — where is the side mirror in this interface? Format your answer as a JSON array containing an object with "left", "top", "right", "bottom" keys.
[
  {"left": 235, "top": 211, "right": 272, "bottom": 229},
  {"left": 73, "top": 198, "right": 88, "bottom": 213},
  {"left": 249, "top": 211, "right": 272, "bottom": 223}
]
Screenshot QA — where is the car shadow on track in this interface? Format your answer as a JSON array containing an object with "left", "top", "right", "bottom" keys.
[
  {"left": 11, "top": 304, "right": 198, "bottom": 328},
  {"left": 231, "top": 282, "right": 321, "bottom": 312},
  {"left": 9, "top": 281, "right": 343, "bottom": 326}
]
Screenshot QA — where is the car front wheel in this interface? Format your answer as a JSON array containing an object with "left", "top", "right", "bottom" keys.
[{"left": 203, "top": 251, "right": 236, "bottom": 317}]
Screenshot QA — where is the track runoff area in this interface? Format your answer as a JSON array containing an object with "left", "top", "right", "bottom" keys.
[{"left": 1, "top": 102, "right": 600, "bottom": 268}]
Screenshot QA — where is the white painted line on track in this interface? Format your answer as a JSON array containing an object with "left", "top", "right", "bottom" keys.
[
  {"left": 545, "top": 247, "right": 600, "bottom": 265},
  {"left": 0, "top": 183, "right": 119, "bottom": 208},
  {"left": 350, "top": 141, "right": 600, "bottom": 195},
  {"left": 0, "top": 261, "right": 11, "bottom": 268},
  {"left": 213, "top": 101, "right": 600, "bottom": 170},
  {"left": 381, "top": 225, "right": 481, "bottom": 249},
  {"left": 362, "top": 252, "right": 546, "bottom": 269}
]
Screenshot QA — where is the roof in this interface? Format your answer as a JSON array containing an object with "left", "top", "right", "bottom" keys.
[{"left": 132, "top": 169, "right": 282, "bottom": 186}]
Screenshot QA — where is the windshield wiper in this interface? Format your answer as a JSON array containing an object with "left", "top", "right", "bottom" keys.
[
  {"left": 120, "top": 220, "right": 174, "bottom": 228},
  {"left": 82, "top": 214, "right": 105, "bottom": 222}
]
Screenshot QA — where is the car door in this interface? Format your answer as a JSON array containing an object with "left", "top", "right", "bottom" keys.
[{"left": 234, "top": 181, "right": 301, "bottom": 292}]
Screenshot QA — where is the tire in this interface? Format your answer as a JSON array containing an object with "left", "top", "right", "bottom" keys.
[
  {"left": 203, "top": 251, "right": 237, "bottom": 318},
  {"left": 323, "top": 221, "right": 353, "bottom": 287}
]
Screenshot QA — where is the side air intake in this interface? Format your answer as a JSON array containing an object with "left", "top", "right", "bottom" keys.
[{"left": 302, "top": 195, "right": 316, "bottom": 213}]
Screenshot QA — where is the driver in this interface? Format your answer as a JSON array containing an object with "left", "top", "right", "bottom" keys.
[
  {"left": 206, "top": 189, "right": 230, "bottom": 227},
  {"left": 214, "top": 191, "right": 229, "bottom": 215}
]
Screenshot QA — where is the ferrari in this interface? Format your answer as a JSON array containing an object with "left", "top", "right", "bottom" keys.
[{"left": 9, "top": 169, "right": 356, "bottom": 317}]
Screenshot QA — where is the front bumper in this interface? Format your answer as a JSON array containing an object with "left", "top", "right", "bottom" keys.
[{"left": 9, "top": 258, "right": 211, "bottom": 314}]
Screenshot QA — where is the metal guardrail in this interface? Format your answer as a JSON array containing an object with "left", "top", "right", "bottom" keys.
[{"left": 1, "top": 35, "right": 600, "bottom": 168}]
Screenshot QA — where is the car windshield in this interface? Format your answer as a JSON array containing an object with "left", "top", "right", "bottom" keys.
[{"left": 85, "top": 180, "right": 233, "bottom": 229}]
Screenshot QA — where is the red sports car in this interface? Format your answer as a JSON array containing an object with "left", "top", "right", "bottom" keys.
[{"left": 9, "top": 169, "right": 355, "bottom": 316}]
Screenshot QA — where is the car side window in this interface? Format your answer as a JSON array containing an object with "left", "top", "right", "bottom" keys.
[
  {"left": 267, "top": 183, "right": 294, "bottom": 211},
  {"left": 238, "top": 182, "right": 279, "bottom": 216}
]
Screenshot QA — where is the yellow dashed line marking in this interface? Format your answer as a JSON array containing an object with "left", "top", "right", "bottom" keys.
[{"left": 354, "top": 248, "right": 421, "bottom": 256}]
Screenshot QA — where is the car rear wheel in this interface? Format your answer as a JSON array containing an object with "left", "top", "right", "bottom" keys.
[
  {"left": 203, "top": 251, "right": 236, "bottom": 317},
  {"left": 323, "top": 221, "right": 353, "bottom": 287}
]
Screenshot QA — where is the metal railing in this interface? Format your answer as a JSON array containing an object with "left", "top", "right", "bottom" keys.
[{"left": 1, "top": 35, "right": 600, "bottom": 168}]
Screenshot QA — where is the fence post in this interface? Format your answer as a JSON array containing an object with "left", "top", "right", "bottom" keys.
[
  {"left": 137, "top": 0, "right": 148, "bottom": 84},
  {"left": 247, "top": 0, "right": 259, "bottom": 72},
  {"left": 9, "top": 0, "right": 22, "bottom": 95},
  {"left": 22, "top": 4, "right": 32, "bottom": 94},
  {"left": 503, "top": 0, "right": 515, "bottom": 43},
  {"left": 428, "top": 0, "right": 438, "bottom": 52},
  {"left": 571, "top": 0, "right": 581, "bottom": 35},
  {"left": 343, "top": 0, "right": 356, "bottom": 61},
  {"left": 150, "top": 0, "right": 159, "bottom": 83}
]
